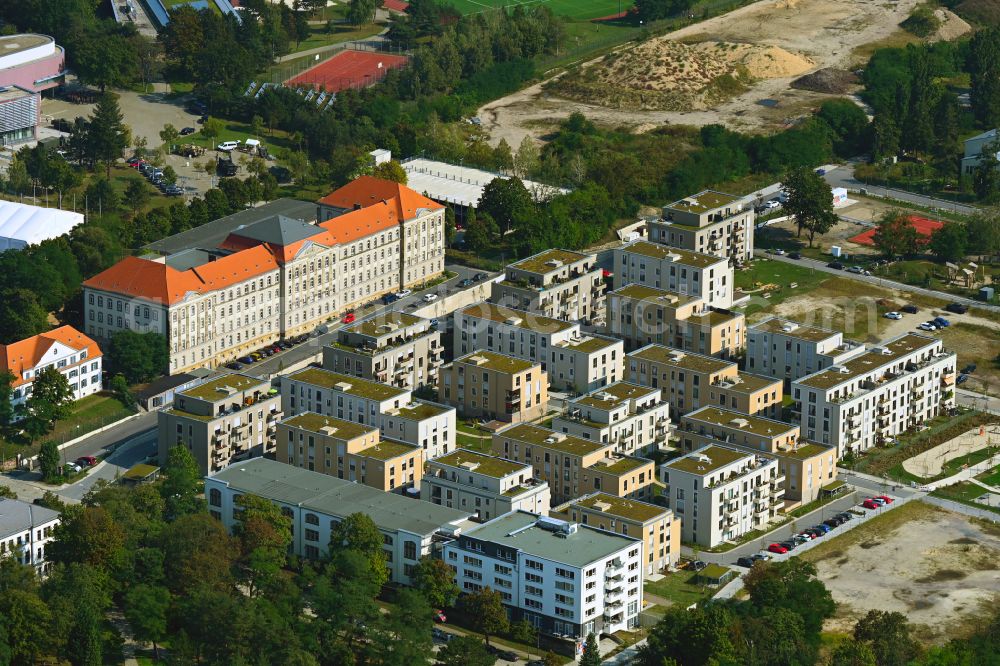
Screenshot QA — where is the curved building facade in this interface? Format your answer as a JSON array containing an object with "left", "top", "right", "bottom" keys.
[{"left": 0, "top": 34, "right": 66, "bottom": 93}]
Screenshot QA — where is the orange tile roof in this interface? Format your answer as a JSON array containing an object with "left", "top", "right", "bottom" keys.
[
  {"left": 318, "top": 200, "right": 400, "bottom": 245},
  {"left": 317, "top": 175, "right": 442, "bottom": 221},
  {"left": 190, "top": 245, "right": 279, "bottom": 290},
  {"left": 0, "top": 325, "right": 101, "bottom": 388}
]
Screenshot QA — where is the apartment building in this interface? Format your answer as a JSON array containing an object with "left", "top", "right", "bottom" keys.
[
  {"left": 277, "top": 412, "right": 422, "bottom": 493},
  {"left": 282, "top": 366, "right": 410, "bottom": 425},
  {"left": 206, "top": 458, "right": 473, "bottom": 585},
  {"left": 660, "top": 445, "right": 784, "bottom": 547},
  {"left": 442, "top": 511, "right": 643, "bottom": 639},
  {"left": 84, "top": 177, "right": 445, "bottom": 375},
  {"left": 422, "top": 449, "right": 550, "bottom": 521},
  {"left": 0, "top": 325, "right": 103, "bottom": 414},
  {"left": 626, "top": 345, "right": 782, "bottom": 420},
  {"left": 553, "top": 493, "right": 680, "bottom": 575},
  {"left": 455, "top": 302, "right": 623, "bottom": 393},
  {"left": 614, "top": 241, "right": 732, "bottom": 308},
  {"left": 440, "top": 351, "right": 548, "bottom": 423},
  {"left": 607, "top": 284, "right": 744, "bottom": 357},
  {"left": 323, "top": 311, "right": 443, "bottom": 389},
  {"left": 648, "top": 190, "right": 754, "bottom": 264},
  {"left": 381, "top": 399, "right": 455, "bottom": 460},
  {"left": 552, "top": 382, "right": 670, "bottom": 457},
  {"left": 158, "top": 373, "right": 282, "bottom": 476},
  {"left": 746, "top": 317, "right": 865, "bottom": 386},
  {"left": 492, "top": 424, "right": 656, "bottom": 503},
  {"left": 792, "top": 333, "right": 957, "bottom": 457},
  {"left": 678, "top": 407, "right": 837, "bottom": 504},
  {"left": 491, "top": 249, "right": 607, "bottom": 325},
  {"left": 0, "top": 498, "right": 59, "bottom": 575}
]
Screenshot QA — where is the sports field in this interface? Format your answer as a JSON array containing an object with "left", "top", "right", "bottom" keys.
[
  {"left": 446, "top": 0, "right": 632, "bottom": 20},
  {"left": 285, "top": 50, "right": 409, "bottom": 92}
]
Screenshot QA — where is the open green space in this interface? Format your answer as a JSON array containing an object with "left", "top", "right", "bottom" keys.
[
  {"left": 931, "top": 481, "right": 1000, "bottom": 515},
  {"left": 44, "top": 393, "right": 134, "bottom": 447},
  {"left": 977, "top": 466, "right": 1000, "bottom": 488},
  {"left": 286, "top": 22, "right": 384, "bottom": 55},
  {"left": 644, "top": 569, "right": 714, "bottom": 608},
  {"left": 446, "top": 0, "right": 630, "bottom": 19},
  {"left": 735, "top": 258, "right": 829, "bottom": 311}
]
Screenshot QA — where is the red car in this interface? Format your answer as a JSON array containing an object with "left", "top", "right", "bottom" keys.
[
  {"left": 75, "top": 456, "right": 97, "bottom": 467},
  {"left": 876, "top": 495, "right": 894, "bottom": 504},
  {"left": 433, "top": 609, "right": 446, "bottom": 623},
  {"left": 862, "top": 499, "right": 879, "bottom": 510},
  {"left": 342, "top": 312, "right": 356, "bottom": 324},
  {"left": 767, "top": 543, "right": 789, "bottom": 554}
]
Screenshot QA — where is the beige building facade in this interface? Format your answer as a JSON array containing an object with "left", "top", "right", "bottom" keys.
[
  {"left": 747, "top": 317, "right": 865, "bottom": 386},
  {"left": 491, "top": 248, "right": 607, "bottom": 325},
  {"left": 614, "top": 241, "right": 732, "bottom": 309},
  {"left": 552, "top": 382, "right": 670, "bottom": 457},
  {"left": 648, "top": 190, "right": 754, "bottom": 264},
  {"left": 440, "top": 351, "right": 548, "bottom": 423}
]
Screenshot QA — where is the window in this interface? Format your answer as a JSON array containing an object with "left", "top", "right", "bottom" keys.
[
  {"left": 305, "top": 529, "right": 319, "bottom": 542},
  {"left": 305, "top": 513, "right": 319, "bottom": 525},
  {"left": 209, "top": 488, "right": 222, "bottom": 507},
  {"left": 404, "top": 541, "right": 417, "bottom": 560},
  {"left": 525, "top": 559, "right": 543, "bottom": 570}
]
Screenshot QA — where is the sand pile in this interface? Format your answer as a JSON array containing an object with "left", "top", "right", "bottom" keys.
[
  {"left": 932, "top": 8, "right": 972, "bottom": 41},
  {"left": 792, "top": 68, "right": 859, "bottom": 93}
]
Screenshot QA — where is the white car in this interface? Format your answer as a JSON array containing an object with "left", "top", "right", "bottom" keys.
[
  {"left": 217, "top": 140, "right": 240, "bottom": 151},
  {"left": 764, "top": 200, "right": 781, "bottom": 210},
  {"left": 395, "top": 289, "right": 412, "bottom": 299},
  {"left": 884, "top": 312, "right": 902, "bottom": 320},
  {"left": 918, "top": 322, "right": 937, "bottom": 331},
  {"left": 422, "top": 293, "right": 439, "bottom": 303},
  {"left": 770, "top": 248, "right": 786, "bottom": 256}
]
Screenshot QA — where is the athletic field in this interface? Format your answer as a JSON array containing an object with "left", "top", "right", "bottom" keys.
[
  {"left": 285, "top": 50, "right": 410, "bottom": 92},
  {"left": 445, "top": 0, "right": 632, "bottom": 20}
]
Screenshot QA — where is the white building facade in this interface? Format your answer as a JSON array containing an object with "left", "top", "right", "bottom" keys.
[{"left": 1, "top": 326, "right": 103, "bottom": 413}]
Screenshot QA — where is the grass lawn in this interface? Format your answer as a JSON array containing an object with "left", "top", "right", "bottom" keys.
[
  {"left": 977, "top": 466, "right": 1000, "bottom": 487},
  {"left": 44, "top": 393, "right": 133, "bottom": 447},
  {"left": 643, "top": 569, "right": 714, "bottom": 608},
  {"left": 447, "top": 0, "right": 630, "bottom": 19},
  {"left": 456, "top": 432, "right": 491, "bottom": 453},
  {"left": 188, "top": 120, "right": 296, "bottom": 154},
  {"left": 736, "top": 258, "right": 829, "bottom": 310},
  {"left": 931, "top": 482, "right": 1000, "bottom": 515},
  {"left": 286, "top": 23, "right": 384, "bottom": 55}
]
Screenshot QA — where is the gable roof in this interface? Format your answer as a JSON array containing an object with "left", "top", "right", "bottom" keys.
[
  {"left": 228, "top": 215, "right": 322, "bottom": 247},
  {"left": 318, "top": 200, "right": 400, "bottom": 245},
  {"left": 0, "top": 325, "right": 101, "bottom": 388},
  {"left": 317, "top": 175, "right": 442, "bottom": 221}
]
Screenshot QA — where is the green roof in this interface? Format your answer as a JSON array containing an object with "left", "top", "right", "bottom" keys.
[
  {"left": 750, "top": 317, "right": 840, "bottom": 344},
  {"left": 574, "top": 492, "right": 669, "bottom": 523},
  {"left": 281, "top": 412, "right": 377, "bottom": 440},
  {"left": 389, "top": 400, "right": 452, "bottom": 421},
  {"left": 350, "top": 311, "right": 425, "bottom": 338},
  {"left": 559, "top": 335, "right": 619, "bottom": 354},
  {"left": 797, "top": 333, "right": 940, "bottom": 391},
  {"left": 453, "top": 350, "right": 536, "bottom": 374},
  {"left": 288, "top": 367, "right": 408, "bottom": 401},
  {"left": 123, "top": 463, "right": 160, "bottom": 480},
  {"left": 621, "top": 241, "right": 725, "bottom": 269},
  {"left": 459, "top": 303, "right": 575, "bottom": 333},
  {"left": 497, "top": 424, "right": 608, "bottom": 456},
  {"left": 590, "top": 455, "right": 653, "bottom": 475},
  {"left": 574, "top": 382, "right": 655, "bottom": 410},
  {"left": 688, "top": 309, "right": 744, "bottom": 327},
  {"left": 611, "top": 284, "right": 700, "bottom": 306},
  {"left": 699, "top": 563, "right": 732, "bottom": 580},
  {"left": 164, "top": 408, "right": 213, "bottom": 422},
  {"left": 683, "top": 407, "right": 796, "bottom": 439},
  {"left": 432, "top": 449, "right": 528, "bottom": 478},
  {"left": 726, "top": 372, "right": 782, "bottom": 393},
  {"left": 822, "top": 479, "right": 848, "bottom": 491},
  {"left": 777, "top": 442, "right": 830, "bottom": 461},
  {"left": 665, "top": 190, "right": 741, "bottom": 215},
  {"left": 463, "top": 510, "right": 637, "bottom": 568},
  {"left": 666, "top": 445, "right": 749, "bottom": 475},
  {"left": 629, "top": 345, "right": 734, "bottom": 375},
  {"left": 181, "top": 373, "right": 265, "bottom": 401},
  {"left": 357, "top": 439, "right": 419, "bottom": 461},
  {"left": 510, "top": 248, "right": 589, "bottom": 275}
]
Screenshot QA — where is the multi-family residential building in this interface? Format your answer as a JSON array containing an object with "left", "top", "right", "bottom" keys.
[
  {"left": 660, "top": 445, "right": 784, "bottom": 547},
  {"left": 746, "top": 317, "right": 865, "bottom": 386},
  {"left": 323, "top": 311, "right": 443, "bottom": 389},
  {"left": 380, "top": 399, "right": 456, "bottom": 460},
  {"left": 626, "top": 345, "right": 783, "bottom": 420},
  {"left": 0, "top": 498, "right": 59, "bottom": 574},
  {"left": 678, "top": 407, "right": 837, "bottom": 504},
  {"left": 206, "top": 458, "right": 473, "bottom": 585},
  {"left": 961, "top": 128, "right": 999, "bottom": 176},
  {"left": 422, "top": 449, "right": 550, "bottom": 521},
  {"left": 491, "top": 249, "right": 607, "bottom": 325},
  {"left": 455, "top": 302, "right": 623, "bottom": 393},
  {"left": 607, "top": 284, "right": 744, "bottom": 357},
  {"left": 277, "top": 412, "right": 422, "bottom": 493},
  {"left": 0, "top": 326, "right": 103, "bottom": 414},
  {"left": 648, "top": 190, "right": 754, "bottom": 264},
  {"left": 282, "top": 366, "right": 410, "bottom": 425},
  {"left": 158, "top": 373, "right": 282, "bottom": 475},
  {"left": 552, "top": 382, "right": 670, "bottom": 457},
  {"left": 553, "top": 492, "right": 680, "bottom": 575},
  {"left": 492, "top": 424, "right": 656, "bottom": 504},
  {"left": 83, "top": 177, "right": 445, "bottom": 375},
  {"left": 439, "top": 351, "right": 548, "bottom": 423},
  {"left": 614, "top": 241, "right": 732, "bottom": 308},
  {"left": 792, "top": 333, "right": 957, "bottom": 457},
  {"left": 441, "top": 511, "right": 643, "bottom": 639}
]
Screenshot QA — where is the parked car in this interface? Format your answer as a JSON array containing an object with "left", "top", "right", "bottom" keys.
[
  {"left": 827, "top": 261, "right": 844, "bottom": 270},
  {"left": 787, "top": 251, "right": 802, "bottom": 259},
  {"left": 692, "top": 560, "right": 707, "bottom": 572},
  {"left": 870, "top": 497, "right": 887, "bottom": 506},
  {"left": 737, "top": 556, "right": 756, "bottom": 568},
  {"left": 963, "top": 363, "right": 977, "bottom": 374},
  {"left": 767, "top": 543, "right": 789, "bottom": 554},
  {"left": 422, "top": 293, "right": 439, "bottom": 303},
  {"left": 431, "top": 628, "right": 449, "bottom": 643},
  {"left": 752, "top": 553, "right": 771, "bottom": 562},
  {"left": 342, "top": 312, "right": 356, "bottom": 324},
  {"left": 933, "top": 316, "right": 951, "bottom": 327},
  {"left": 382, "top": 293, "right": 399, "bottom": 304},
  {"left": 433, "top": 609, "right": 446, "bottom": 623},
  {"left": 902, "top": 304, "right": 919, "bottom": 314},
  {"left": 813, "top": 524, "right": 831, "bottom": 533},
  {"left": 217, "top": 140, "right": 240, "bottom": 151},
  {"left": 395, "top": 289, "right": 412, "bottom": 299},
  {"left": 225, "top": 361, "right": 243, "bottom": 370},
  {"left": 837, "top": 512, "right": 854, "bottom": 521},
  {"left": 779, "top": 540, "right": 797, "bottom": 551},
  {"left": 127, "top": 156, "right": 143, "bottom": 167},
  {"left": 180, "top": 126, "right": 196, "bottom": 136},
  {"left": 473, "top": 272, "right": 489, "bottom": 282},
  {"left": 875, "top": 495, "right": 894, "bottom": 504},
  {"left": 75, "top": 456, "right": 98, "bottom": 467},
  {"left": 823, "top": 518, "right": 842, "bottom": 529},
  {"left": 884, "top": 311, "right": 902, "bottom": 320},
  {"left": 458, "top": 278, "right": 473, "bottom": 288},
  {"left": 846, "top": 265, "right": 864, "bottom": 274},
  {"left": 957, "top": 374, "right": 970, "bottom": 384},
  {"left": 945, "top": 302, "right": 968, "bottom": 314},
  {"left": 239, "top": 356, "right": 254, "bottom": 364},
  {"left": 166, "top": 185, "right": 183, "bottom": 196},
  {"left": 862, "top": 499, "right": 880, "bottom": 510},
  {"left": 917, "top": 322, "right": 937, "bottom": 331},
  {"left": 770, "top": 248, "right": 786, "bottom": 256}
]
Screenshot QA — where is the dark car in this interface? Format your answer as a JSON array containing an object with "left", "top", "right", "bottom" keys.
[
  {"left": 957, "top": 373, "right": 969, "bottom": 384},
  {"left": 458, "top": 278, "right": 473, "bottom": 288},
  {"left": 487, "top": 646, "right": 518, "bottom": 662},
  {"left": 945, "top": 302, "right": 968, "bottom": 314},
  {"left": 225, "top": 361, "right": 243, "bottom": 371},
  {"left": 827, "top": 261, "right": 844, "bottom": 270},
  {"left": 75, "top": 456, "right": 98, "bottom": 467},
  {"left": 180, "top": 126, "right": 196, "bottom": 136},
  {"left": 239, "top": 356, "right": 254, "bottom": 364},
  {"left": 692, "top": 560, "right": 707, "bottom": 571},
  {"left": 779, "top": 540, "right": 797, "bottom": 551},
  {"left": 901, "top": 304, "right": 918, "bottom": 314},
  {"left": 837, "top": 512, "right": 854, "bottom": 521},
  {"left": 963, "top": 363, "right": 977, "bottom": 374},
  {"left": 787, "top": 251, "right": 802, "bottom": 259},
  {"left": 737, "top": 556, "right": 756, "bottom": 568},
  {"left": 473, "top": 272, "right": 488, "bottom": 282},
  {"left": 382, "top": 293, "right": 400, "bottom": 304}
]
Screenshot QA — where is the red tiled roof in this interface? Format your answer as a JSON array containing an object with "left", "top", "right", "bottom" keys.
[
  {"left": 0, "top": 325, "right": 101, "bottom": 389},
  {"left": 383, "top": 0, "right": 409, "bottom": 11},
  {"left": 318, "top": 200, "right": 400, "bottom": 245},
  {"left": 317, "top": 175, "right": 442, "bottom": 222}
]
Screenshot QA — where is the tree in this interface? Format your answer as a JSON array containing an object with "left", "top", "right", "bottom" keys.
[
  {"left": 465, "top": 210, "right": 497, "bottom": 253},
  {"left": 160, "top": 513, "right": 237, "bottom": 595},
  {"left": 162, "top": 165, "right": 178, "bottom": 185},
  {"left": 0, "top": 485, "right": 15, "bottom": 499},
  {"left": 201, "top": 117, "right": 223, "bottom": 142},
  {"left": 853, "top": 610, "right": 919, "bottom": 666},
  {"left": 159, "top": 123, "right": 180, "bottom": 152},
  {"left": 330, "top": 512, "right": 389, "bottom": 587},
  {"left": 817, "top": 99, "right": 870, "bottom": 158},
  {"left": 412, "top": 555, "right": 460, "bottom": 610},
  {"left": 437, "top": 635, "right": 494, "bottom": 666},
  {"left": 251, "top": 114, "right": 265, "bottom": 138},
  {"left": 444, "top": 206, "right": 457, "bottom": 246},
  {"left": 0, "top": 288, "right": 49, "bottom": 344},
  {"left": 872, "top": 212, "right": 921, "bottom": 257},
  {"left": 973, "top": 142, "right": 1000, "bottom": 203},
  {"left": 372, "top": 160, "right": 408, "bottom": 184},
  {"left": 20, "top": 367, "right": 73, "bottom": 444},
  {"left": 39, "top": 441, "right": 61, "bottom": 482},
  {"left": 160, "top": 445, "right": 204, "bottom": 519},
  {"left": 636, "top": 0, "right": 696, "bottom": 21},
  {"left": 88, "top": 93, "right": 130, "bottom": 179},
  {"left": 743, "top": 559, "right": 835, "bottom": 636},
  {"left": 513, "top": 136, "right": 540, "bottom": 179},
  {"left": 492, "top": 139, "right": 514, "bottom": 173},
  {"left": 782, "top": 166, "right": 837, "bottom": 247},
  {"left": 478, "top": 176, "right": 534, "bottom": 235},
  {"left": 580, "top": 633, "right": 601, "bottom": 666},
  {"left": 49, "top": 506, "right": 127, "bottom": 572},
  {"left": 85, "top": 177, "right": 121, "bottom": 214},
  {"left": 541, "top": 651, "right": 562, "bottom": 666},
  {"left": 637, "top": 603, "right": 738, "bottom": 666},
  {"left": 348, "top": 0, "right": 377, "bottom": 25},
  {"left": 124, "top": 584, "right": 170, "bottom": 660},
  {"left": 929, "top": 222, "right": 968, "bottom": 262},
  {"left": 830, "top": 640, "right": 878, "bottom": 666},
  {"left": 969, "top": 28, "right": 1000, "bottom": 129},
  {"left": 110, "top": 374, "right": 136, "bottom": 411},
  {"left": 0, "top": 370, "right": 14, "bottom": 427},
  {"left": 966, "top": 209, "right": 1000, "bottom": 257},
  {"left": 460, "top": 587, "right": 509, "bottom": 647},
  {"left": 125, "top": 178, "right": 150, "bottom": 217},
  {"left": 0, "top": 589, "right": 52, "bottom": 664},
  {"left": 106, "top": 330, "right": 168, "bottom": 383},
  {"left": 233, "top": 493, "right": 292, "bottom": 596}
]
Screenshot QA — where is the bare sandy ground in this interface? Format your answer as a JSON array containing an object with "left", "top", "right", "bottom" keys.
[
  {"left": 478, "top": 0, "right": 921, "bottom": 146},
  {"left": 903, "top": 425, "right": 1000, "bottom": 478}
]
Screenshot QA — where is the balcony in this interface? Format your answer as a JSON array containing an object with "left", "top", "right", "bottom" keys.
[{"left": 604, "top": 611, "right": 624, "bottom": 624}]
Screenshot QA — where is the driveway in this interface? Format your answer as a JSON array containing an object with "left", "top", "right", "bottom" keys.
[{"left": 822, "top": 164, "right": 979, "bottom": 216}]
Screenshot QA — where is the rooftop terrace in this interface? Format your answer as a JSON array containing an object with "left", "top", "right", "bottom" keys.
[
  {"left": 181, "top": 373, "right": 265, "bottom": 401},
  {"left": 590, "top": 455, "right": 653, "bottom": 475},
  {"left": 665, "top": 444, "right": 751, "bottom": 475},
  {"left": 432, "top": 449, "right": 528, "bottom": 478},
  {"left": 459, "top": 303, "right": 575, "bottom": 333},
  {"left": 288, "top": 367, "right": 409, "bottom": 401},
  {"left": 509, "top": 248, "right": 590, "bottom": 275},
  {"left": 629, "top": 345, "right": 734, "bottom": 375},
  {"left": 683, "top": 406, "right": 796, "bottom": 439},
  {"left": 574, "top": 492, "right": 670, "bottom": 523},
  {"left": 453, "top": 350, "right": 536, "bottom": 374},
  {"left": 665, "top": 190, "right": 742, "bottom": 215},
  {"left": 611, "top": 284, "right": 701, "bottom": 306},
  {"left": 387, "top": 400, "right": 452, "bottom": 421},
  {"left": 357, "top": 439, "right": 419, "bottom": 461},
  {"left": 558, "top": 335, "right": 619, "bottom": 354},
  {"left": 497, "top": 424, "right": 608, "bottom": 456},
  {"left": 574, "top": 382, "right": 657, "bottom": 411},
  {"left": 750, "top": 317, "right": 841, "bottom": 344},
  {"left": 281, "top": 412, "right": 377, "bottom": 440},
  {"left": 349, "top": 311, "right": 426, "bottom": 338},
  {"left": 621, "top": 241, "right": 725, "bottom": 269}
]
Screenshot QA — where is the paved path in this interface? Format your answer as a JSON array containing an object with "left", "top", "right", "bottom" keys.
[{"left": 822, "top": 164, "right": 980, "bottom": 216}]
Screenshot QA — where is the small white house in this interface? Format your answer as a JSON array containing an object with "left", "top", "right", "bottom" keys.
[
  {"left": 0, "top": 325, "right": 103, "bottom": 413},
  {"left": 0, "top": 498, "right": 60, "bottom": 575}
]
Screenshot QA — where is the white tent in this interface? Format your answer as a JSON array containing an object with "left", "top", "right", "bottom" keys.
[{"left": 0, "top": 200, "right": 83, "bottom": 251}]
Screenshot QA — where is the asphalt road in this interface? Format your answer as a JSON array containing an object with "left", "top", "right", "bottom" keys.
[
  {"left": 62, "top": 411, "right": 157, "bottom": 461},
  {"left": 58, "top": 429, "right": 158, "bottom": 502},
  {"left": 822, "top": 164, "right": 979, "bottom": 216}
]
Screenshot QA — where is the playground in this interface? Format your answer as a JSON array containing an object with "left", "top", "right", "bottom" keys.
[{"left": 849, "top": 215, "right": 943, "bottom": 247}]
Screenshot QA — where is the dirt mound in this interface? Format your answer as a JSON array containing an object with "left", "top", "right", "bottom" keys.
[
  {"left": 932, "top": 8, "right": 972, "bottom": 41},
  {"left": 953, "top": 0, "right": 1000, "bottom": 25},
  {"left": 550, "top": 39, "right": 814, "bottom": 111},
  {"left": 791, "top": 68, "right": 859, "bottom": 94}
]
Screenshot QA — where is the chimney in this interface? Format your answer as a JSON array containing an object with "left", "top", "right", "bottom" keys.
[{"left": 353, "top": 203, "right": 362, "bottom": 211}]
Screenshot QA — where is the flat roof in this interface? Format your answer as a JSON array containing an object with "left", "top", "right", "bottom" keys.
[
  {"left": 620, "top": 241, "right": 725, "bottom": 269},
  {"left": 497, "top": 424, "right": 608, "bottom": 456},
  {"left": 688, "top": 309, "right": 744, "bottom": 327},
  {"left": 0, "top": 85, "right": 34, "bottom": 102},
  {"left": 665, "top": 190, "right": 742, "bottom": 215},
  {"left": 629, "top": 345, "right": 734, "bottom": 374},
  {"left": 123, "top": 463, "right": 160, "bottom": 480},
  {"left": 574, "top": 382, "right": 656, "bottom": 410},
  {"left": 574, "top": 492, "right": 669, "bottom": 523},
  {"left": 350, "top": 311, "right": 425, "bottom": 337},
  {"left": 715, "top": 371, "right": 782, "bottom": 394},
  {"left": 0, "top": 498, "right": 58, "bottom": 537},
  {"left": 509, "top": 248, "right": 591, "bottom": 275},
  {"left": 180, "top": 373, "right": 265, "bottom": 401},
  {"left": 590, "top": 455, "right": 653, "bottom": 475},
  {"left": 357, "top": 439, "right": 419, "bottom": 461},
  {"left": 610, "top": 284, "right": 701, "bottom": 307},
  {"left": 459, "top": 302, "right": 575, "bottom": 333},
  {"left": 288, "top": 367, "right": 409, "bottom": 401},
  {"left": 0, "top": 34, "right": 51, "bottom": 56},
  {"left": 683, "top": 407, "right": 796, "bottom": 439},
  {"left": 210, "top": 458, "right": 470, "bottom": 535},
  {"left": 750, "top": 317, "right": 840, "bottom": 344},
  {"left": 559, "top": 335, "right": 619, "bottom": 354},
  {"left": 401, "top": 157, "right": 569, "bottom": 208},
  {"left": 462, "top": 510, "right": 635, "bottom": 567},
  {"left": 388, "top": 400, "right": 452, "bottom": 421},
  {"left": 797, "top": 333, "right": 941, "bottom": 391},
  {"left": 453, "top": 350, "right": 537, "bottom": 374},
  {"left": 432, "top": 449, "right": 528, "bottom": 478},
  {"left": 779, "top": 442, "right": 830, "bottom": 460},
  {"left": 281, "top": 412, "right": 377, "bottom": 440},
  {"left": 665, "top": 444, "right": 750, "bottom": 476}
]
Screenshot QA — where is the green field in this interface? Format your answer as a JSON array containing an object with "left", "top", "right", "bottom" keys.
[{"left": 446, "top": 0, "right": 631, "bottom": 20}]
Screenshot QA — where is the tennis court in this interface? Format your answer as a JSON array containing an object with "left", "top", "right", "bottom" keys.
[
  {"left": 284, "top": 50, "right": 409, "bottom": 93},
  {"left": 849, "top": 215, "right": 943, "bottom": 247},
  {"left": 446, "top": 0, "right": 631, "bottom": 20}
]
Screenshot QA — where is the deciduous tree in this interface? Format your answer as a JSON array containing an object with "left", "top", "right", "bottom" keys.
[
  {"left": 580, "top": 632, "right": 601, "bottom": 666},
  {"left": 38, "top": 441, "right": 61, "bottom": 482},
  {"left": 330, "top": 512, "right": 389, "bottom": 587},
  {"left": 233, "top": 493, "right": 292, "bottom": 596},
  {"left": 372, "top": 159, "right": 408, "bottom": 184},
  {"left": 160, "top": 445, "right": 204, "bottom": 520},
  {"left": 460, "top": 587, "right": 509, "bottom": 647},
  {"left": 929, "top": 221, "right": 968, "bottom": 262},
  {"left": 782, "top": 166, "right": 837, "bottom": 247},
  {"left": 436, "top": 635, "right": 494, "bottom": 666},
  {"left": 125, "top": 584, "right": 170, "bottom": 659},
  {"left": 873, "top": 212, "right": 921, "bottom": 257},
  {"left": 412, "top": 555, "right": 460, "bottom": 610}
]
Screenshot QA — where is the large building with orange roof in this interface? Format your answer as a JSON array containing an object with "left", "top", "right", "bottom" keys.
[
  {"left": 0, "top": 325, "right": 103, "bottom": 412},
  {"left": 83, "top": 177, "right": 445, "bottom": 375}
]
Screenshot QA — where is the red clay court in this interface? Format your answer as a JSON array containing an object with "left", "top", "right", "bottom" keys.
[
  {"left": 849, "top": 215, "right": 943, "bottom": 247},
  {"left": 285, "top": 50, "right": 409, "bottom": 93}
]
